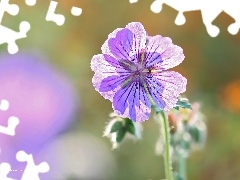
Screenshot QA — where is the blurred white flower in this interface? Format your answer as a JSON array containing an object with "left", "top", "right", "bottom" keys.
[{"left": 35, "top": 132, "right": 117, "bottom": 180}]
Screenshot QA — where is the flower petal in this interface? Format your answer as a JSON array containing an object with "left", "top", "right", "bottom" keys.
[
  {"left": 99, "top": 75, "right": 128, "bottom": 92},
  {"left": 102, "top": 28, "right": 135, "bottom": 61},
  {"left": 103, "top": 54, "right": 132, "bottom": 73},
  {"left": 143, "top": 52, "right": 162, "bottom": 68},
  {"left": 102, "top": 22, "right": 147, "bottom": 64},
  {"left": 145, "top": 74, "right": 166, "bottom": 109},
  {"left": 126, "top": 22, "right": 147, "bottom": 62},
  {"left": 91, "top": 54, "right": 130, "bottom": 101},
  {"left": 145, "top": 35, "right": 184, "bottom": 70},
  {"left": 101, "top": 28, "right": 124, "bottom": 57},
  {"left": 103, "top": 54, "right": 121, "bottom": 68},
  {"left": 146, "top": 71, "right": 187, "bottom": 111},
  {"left": 113, "top": 81, "right": 151, "bottom": 122},
  {"left": 108, "top": 28, "right": 134, "bottom": 60}
]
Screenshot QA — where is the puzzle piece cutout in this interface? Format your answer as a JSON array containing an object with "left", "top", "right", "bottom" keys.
[
  {"left": 0, "top": 0, "right": 83, "bottom": 53},
  {"left": 25, "top": 0, "right": 36, "bottom": 6},
  {"left": 71, "top": 6, "right": 82, "bottom": 16},
  {"left": 0, "top": 99, "right": 19, "bottom": 136},
  {"left": 46, "top": 0, "right": 65, "bottom": 26},
  {"left": 0, "top": 162, "right": 16, "bottom": 180},
  {"left": 0, "top": 99, "right": 9, "bottom": 111},
  {"left": 0, "top": 21, "right": 30, "bottom": 54},
  {"left": 147, "top": 0, "right": 240, "bottom": 37},
  {"left": 46, "top": 1, "right": 82, "bottom": 25},
  {"left": 0, "top": 0, "right": 31, "bottom": 54},
  {"left": 129, "top": 0, "right": 138, "bottom": 3},
  {"left": 0, "top": 151, "right": 49, "bottom": 180},
  {"left": 0, "top": 116, "right": 19, "bottom": 136},
  {"left": 16, "top": 151, "right": 50, "bottom": 180},
  {"left": 0, "top": 0, "right": 19, "bottom": 22}
]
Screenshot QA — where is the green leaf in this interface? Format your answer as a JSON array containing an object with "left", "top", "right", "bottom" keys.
[
  {"left": 110, "top": 121, "right": 123, "bottom": 133},
  {"left": 174, "top": 98, "right": 192, "bottom": 110},
  {"left": 116, "top": 127, "right": 126, "bottom": 143},
  {"left": 125, "top": 118, "right": 135, "bottom": 135},
  {"left": 174, "top": 106, "right": 180, "bottom": 110}
]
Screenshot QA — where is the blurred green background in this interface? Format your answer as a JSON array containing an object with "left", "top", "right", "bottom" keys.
[{"left": 2, "top": 0, "right": 240, "bottom": 179}]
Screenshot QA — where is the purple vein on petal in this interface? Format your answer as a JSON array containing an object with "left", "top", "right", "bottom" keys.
[
  {"left": 100, "top": 75, "right": 129, "bottom": 92},
  {"left": 151, "top": 71, "right": 187, "bottom": 110},
  {"left": 113, "top": 81, "right": 138, "bottom": 121},
  {"left": 126, "top": 22, "right": 147, "bottom": 61},
  {"left": 113, "top": 79, "right": 152, "bottom": 122},
  {"left": 145, "top": 75, "right": 166, "bottom": 110},
  {"left": 144, "top": 52, "right": 163, "bottom": 69},
  {"left": 113, "top": 82, "right": 135, "bottom": 115}
]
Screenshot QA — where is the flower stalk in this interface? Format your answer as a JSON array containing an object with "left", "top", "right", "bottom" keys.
[{"left": 160, "top": 110, "right": 173, "bottom": 180}]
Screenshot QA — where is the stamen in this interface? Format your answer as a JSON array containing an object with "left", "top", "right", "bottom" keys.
[
  {"left": 142, "top": 69, "right": 150, "bottom": 73},
  {"left": 140, "top": 49, "right": 145, "bottom": 64},
  {"left": 150, "top": 69, "right": 162, "bottom": 73},
  {"left": 142, "top": 79, "right": 155, "bottom": 106}
]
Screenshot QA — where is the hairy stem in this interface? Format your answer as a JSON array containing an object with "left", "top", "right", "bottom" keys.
[{"left": 160, "top": 111, "right": 173, "bottom": 180}]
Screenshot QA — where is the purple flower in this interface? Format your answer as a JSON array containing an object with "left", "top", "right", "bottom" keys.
[
  {"left": 0, "top": 53, "right": 79, "bottom": 178},
  {"left": 91, "top": 22, "right": 187, "bottom": 122}
]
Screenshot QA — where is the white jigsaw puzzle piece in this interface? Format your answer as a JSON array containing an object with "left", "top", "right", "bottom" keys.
[
  {"left": 224, "top": 2, "right": 240, "bottom": 35},
  {"left": 71, "top": 6, "right": 82, "bottom": 17},
  {"left": 46, "top": 0, "right": 65, "bottom": 26},
  {"left": 0, "top": 162, "right": 16, "bottom": 180},
  {"left": 25, "top": 0, "right": 36, "bottom": 6},
  {"left": 0, "top": 0, "right": 19, "bottom": 23},
  {"left": 0, "top": 99, "right": 20, "bottom": 136},
  {"left": 150, "top": 0, "right": 240, "bottom": 37},
  {"left": 0, "top": 99, "right": 9, "bottom": 111},
  {"left": 16, "top": 151, "right": 50, "bottom": 180},
  {"left": 0, "top": 21, "right": 30, "bottom": 54},
  {"left": 129, "top": 0, "right": 138, "bottom": 4},
  {"left": 0, "top": 116, "right": 19, "bottom": 136},
  {"left": 0, "top": 0, "right": 31, "bottom": 54}
]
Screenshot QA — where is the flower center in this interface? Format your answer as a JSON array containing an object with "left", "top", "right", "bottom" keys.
[{"left": 133, "top": 51, "right": 150, "bottom": 77}]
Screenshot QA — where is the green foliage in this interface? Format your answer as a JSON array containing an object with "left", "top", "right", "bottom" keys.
[
  {"left": 109, "top": 118, "right": 137, "bottom": 144},
  {"left": 125, "top": 118, "right": 135, "bottom": 135},
  {"left": 110, "top": 121, "right": 123, "bottom": 133},
  {"left": 174, "top": 98, "right": 192, "bottom": 110},
  {"left": 116, "top": 127, "right": 127, "bottom": 143},
  {"left": 110, "top": 121, "right": 127, "bottom": 143},
  {"left": 152, "top": 98, "right": 192, "bottom": 113}
]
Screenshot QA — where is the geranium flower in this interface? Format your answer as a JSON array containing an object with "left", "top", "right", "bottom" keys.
[{"left": 91, "top": 22, "right": 186, "bottom": 122}]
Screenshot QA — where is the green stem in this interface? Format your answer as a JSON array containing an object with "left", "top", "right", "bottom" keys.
[
  {"left": 160, "top": 111, "right": 173, "bottom": 180},
  {"left": 178, "top": 150, "right": 187, "bottom": 180}
]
